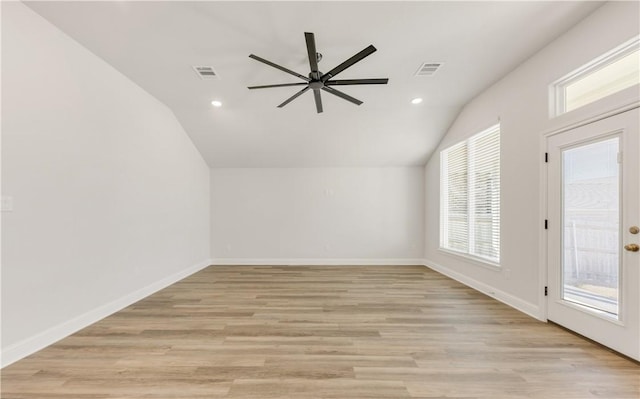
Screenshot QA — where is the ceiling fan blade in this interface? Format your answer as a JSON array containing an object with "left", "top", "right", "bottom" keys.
[
  {"left": 277, "top": 87, "right": 310, "bottom": 108},
  {"left": 321, "top": 45, "right": 377, "bottom": 82},
  {"left": 325, "top": 78, "right": 389, "bottom": 86},
  {"left": 305, "top": 32, "right": 319, "bottom": 75},
  {"left": 249, "top": 54, "right": 310, "bottom": 81},
  {"left": 321, "top": 86, "right": 363, "bottom": 106},
  {"left": 248, "top": 83, "right": 308, "bottom": 89},
  {"left": 313, "top": 89, "right": 323, "bottom": 113}
]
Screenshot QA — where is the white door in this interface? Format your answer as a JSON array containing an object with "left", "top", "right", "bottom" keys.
[{"left": 547, "top": 108, "right": 639, "bottom": 360}]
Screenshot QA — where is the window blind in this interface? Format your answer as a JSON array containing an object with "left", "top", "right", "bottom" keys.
[
  {"left": 441, "top": 125, "right": 500, "bottom": 264},
  {"left": 443, "top": 142, "right": 468, "bottom": 253}
]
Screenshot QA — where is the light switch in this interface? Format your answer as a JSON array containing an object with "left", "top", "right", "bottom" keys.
[{"left": 1, "top": 196, "right": 13, "bottom": 212}]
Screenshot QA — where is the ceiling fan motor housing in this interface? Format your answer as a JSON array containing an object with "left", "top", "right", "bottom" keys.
[{"left": 309, "top": 79, "right": 324, "bottom": 89}]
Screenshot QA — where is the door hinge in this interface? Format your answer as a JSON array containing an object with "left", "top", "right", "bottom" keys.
[
  {"left": 544, "top": 219, "right": 548, "bottom": 230},
  {"left": 544, "top": 152, "right": 548, "bottom": 163},
  {"left": 544, "top": 286, "right": 548, "bottom": 296}
]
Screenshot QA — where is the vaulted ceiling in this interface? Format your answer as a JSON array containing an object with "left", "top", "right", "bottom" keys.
[{"left": 25, "top": 1, "right": 602, "bottom": 167}]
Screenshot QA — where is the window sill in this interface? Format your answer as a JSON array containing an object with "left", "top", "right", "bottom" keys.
[{"left": 437, "top": 248, "right": 501, "bottom": 271}]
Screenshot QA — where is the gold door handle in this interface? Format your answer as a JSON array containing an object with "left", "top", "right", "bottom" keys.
[{"left": 624, "top": 244, "right": 639, "bottom": 252}]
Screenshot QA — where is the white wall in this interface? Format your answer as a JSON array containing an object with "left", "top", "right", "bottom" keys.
[
  {"left": 211, "top": 168, "right": 424, "bottom": 263},
  {"left": 1, "top": 3, "right": 210, "bottom": 365},
  {"left": 424, "top": 2, "right": 639, "bottom": 317}
]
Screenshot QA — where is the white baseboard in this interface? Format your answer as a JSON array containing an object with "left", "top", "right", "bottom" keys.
[
  {"left": 210, "top": 258, "right": 425, "bottom": 266},
  {"left": 1, "top": 258, "right": 213, "bottom": 368},
  {"left": 424, "top": 259, "right": 543, "bottom": 321}
]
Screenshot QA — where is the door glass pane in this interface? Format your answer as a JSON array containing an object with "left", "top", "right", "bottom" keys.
[{"left": 562, "top": 137, "right": 620, "bottom": 316}]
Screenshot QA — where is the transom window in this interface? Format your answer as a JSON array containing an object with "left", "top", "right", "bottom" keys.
[
  {"left": 440, "top": 124, "right": 500, "bottom": 265},
  {"left": 553, "top": 36, "right": 639, "bottom": 115}
]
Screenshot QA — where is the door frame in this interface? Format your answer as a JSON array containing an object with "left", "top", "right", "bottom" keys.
[{"left": 540, "top": 101, "right": 640, "bottom": 324}]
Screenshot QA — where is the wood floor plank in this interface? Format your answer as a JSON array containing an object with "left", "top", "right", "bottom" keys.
[{"left": 2, "top": 265, "right": 638, "bottom": 398}]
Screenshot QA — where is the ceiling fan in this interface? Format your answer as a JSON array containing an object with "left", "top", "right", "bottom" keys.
[{"left": 248, "top": 32, "right": 389, "bottom": 113}]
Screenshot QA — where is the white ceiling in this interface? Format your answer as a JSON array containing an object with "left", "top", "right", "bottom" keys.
[{"left": 25, "top": 1, "right": 602, "bottom": 167}]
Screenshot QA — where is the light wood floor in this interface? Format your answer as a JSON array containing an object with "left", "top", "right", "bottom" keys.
[{"left": 2, "top": 265, "right": 638, "bottom": 398}]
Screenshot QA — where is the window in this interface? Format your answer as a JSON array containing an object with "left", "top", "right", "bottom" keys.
[
  {"left": 553, "top": 36, "right": 639, "bottom": 115},
  {"left": 440, "top": 124, "right": 500, "bottom": 265}
]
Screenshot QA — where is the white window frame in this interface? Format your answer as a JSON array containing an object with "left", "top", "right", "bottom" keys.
[
  {"left": 440, "top": 124, "right": 501, "bottom": 267},
  {"left": 551, "top": 36, "right": 640, "bottom": 117}
]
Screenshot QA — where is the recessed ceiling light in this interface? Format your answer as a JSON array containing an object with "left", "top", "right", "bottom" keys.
[
  {"left": 211, "top": 100, "right": 222, "bottom": 107},
  {"left": 411, "top": 98, "right": 423, "bottom": 105}
]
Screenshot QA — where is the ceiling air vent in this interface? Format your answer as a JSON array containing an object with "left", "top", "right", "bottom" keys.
[
  {"left": 415, "top": 62, "right": 443, "bottom": 77},
  {"left": 192, "top": 65, "right": 219, "bottom": 80}
]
